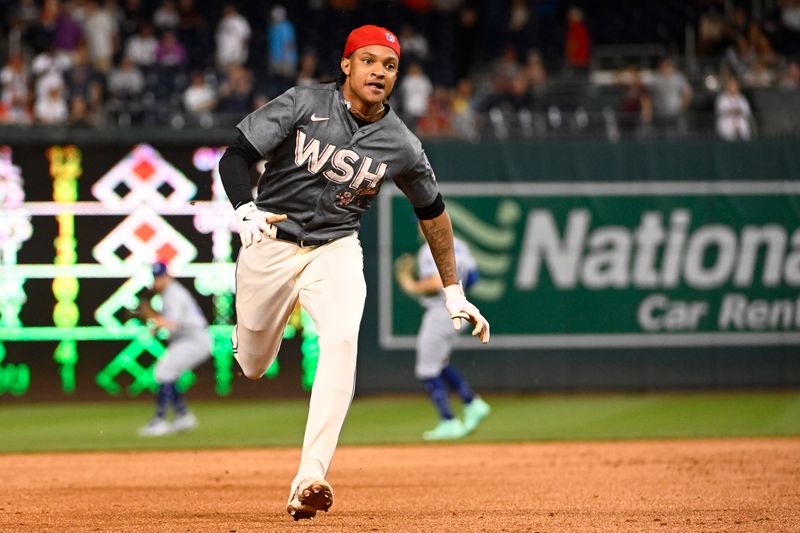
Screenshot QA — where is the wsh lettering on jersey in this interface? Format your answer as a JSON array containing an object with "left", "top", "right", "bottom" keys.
[{"left": 294, "top": 130, "right": 387, "bottom": 189}]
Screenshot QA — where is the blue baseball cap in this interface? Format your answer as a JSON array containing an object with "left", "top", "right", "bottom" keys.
[{"left": 152, "top": 262, "right": 169, "bottom": 278}]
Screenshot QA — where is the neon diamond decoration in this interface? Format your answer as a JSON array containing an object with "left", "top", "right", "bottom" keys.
[
  {"left": 91, "top": 144, "right": 197, "bottom": 209},
  {"left": 93, "top": 206, "right": 196, "bottom": 270},
  {"left": 134, "top": 222, "right": 156, "bottom": 242}
]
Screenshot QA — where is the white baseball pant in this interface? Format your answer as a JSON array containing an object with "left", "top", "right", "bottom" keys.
[{"left": 233, "top": 232, "right": 366, "bottom": 486}]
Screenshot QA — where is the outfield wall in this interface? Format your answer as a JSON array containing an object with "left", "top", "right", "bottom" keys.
[{"left": 0, "top": 135, "right": 798, "bottom": 399}]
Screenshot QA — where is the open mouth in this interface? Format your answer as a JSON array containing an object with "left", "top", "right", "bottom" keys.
[{"left": 366, "top": 81, "right": 385, "bottom": 92}]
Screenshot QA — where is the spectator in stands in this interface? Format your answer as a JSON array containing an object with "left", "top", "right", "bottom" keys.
[
  {"left": 182, "top": 70, "right": 216, "bottom": 124},
  {"left": 505, "top": 74, "right": 532, "bottom": 112},
  {"left": 454, "top": 5, "right": 481, "bottom": 82},
  {"left": 523, "top": 49, "right": 548, "bottom": 109},
  {"left": 107, "top": 56, "right": 145, "bottom": 98},
  {"left": 743, "top": 58, "right": 775, "bottom": 87},
  {"left": 267, "top": 4, "right": 298, "bottom": 86},
  {"left": 697, "top": 1, "right": 726, "bottom": 57},
  {"left": 153, "top": 0, "right": 181, "bottom": 32},
  {"left": 125, "top": 22, "right": 158, "bottom": 69},
  {"left": 64, "top": 46, "right": 104, "bottom": 121},
  {"left": 564, "top": 6, "right": 591, "bottom": 77},
  {"left": 119, "top": 0, "right": 147, "bottom": 42},
  {"left": 156, "top": 30, "right": 187, "bottom": 68},
  {"left": 618, "top": 65, "right": 653, "bottom": 137},
  {"left": 31, "top": 45, "right": 71, "bottom": 101},
  {"left": 399, "top": 62, "right": 433, "bottom": 130},
  {"left": 491, "top": 45, "right": 521, "bottom": 97},
  {"left": 399, "top": 25, "right": 430, "bottom": 67},
  {"left": 774, "top": 0, "right": 800, "bottom": 54},
  {"left": 34, "top": 81, "right": 68, "bottom": 125},
  {"left": 53, "top": 2, "right": 84, "bottom": 61},
  {"left": 68, "top": 95, "right": 97, "bottom": 127},
  {"left": 215, "top": 4, "right": 250, "bottom": 72},
  {"left": 726, "top": 17, "right": 778, "bottom": 80},
  {"left": 26, "top": 0, "right": 58, "bottom": 56},
  {"left": 417, "top": 86, "right": 454, "bottom": 137},
  {"left": 716, "top": 76, "right": 753, "bottom": 141},
  {"left": 11, "top": 0, "right": 41, "bottom": 36},
  {"left": 451, "top": 78, "right": 479, "bottom": 141},
  {"left": 778, "top": 60, "right": 800, "bottom": 89},
  {"left": 217, "top": 63, "right": 253, "bottom": 117},
  {"left": 82, "top": 0, "right": 118, "bottom": 72},
  {"left": 177, "top": 0, "right": 208, "bottom": 69},
  {"left": 648, "top": 57, "right": 692, "bottom": 136},
  {"left": 0, "top": 54, "right": 32, "bottom": 125},
  {"left": 780, "top": 0, "right": 800, "bottom": 31},
  {"left": 296, "top": 50, "right": 319, "bottom": 87},
  {"left": 508, "top": 0, "right": 535, "bottom": 58}
]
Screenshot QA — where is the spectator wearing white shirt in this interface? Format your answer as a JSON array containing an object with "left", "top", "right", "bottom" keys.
[
  {"left": 215, "top": 4, "right": 251, "bottom": 72},
  {"left": 399, "top": 62, "right": 433, "bottom": 130},
  {"left": 153, "top": 0, "right": 181, "bottom": 32},
  {"left": 183, "top": 70, "right": 216, "bottom": 118},
  {"left": 125, "top": 23, "right": 159, "bottom": 68},
  {"left": 108, "top": 57, "right": 145, "bottom": 98},
  {"left": 82, "top": 0, "right": 118, "bottom": 72},
  {"left": 716, "top": 77, "right": 753, "bottom": 141},
  {"left": 32, "top": 47, "right": 71, "bottom": 100},
  {"left": 35, "top": 82, "right": 68, "bottom": 125}
]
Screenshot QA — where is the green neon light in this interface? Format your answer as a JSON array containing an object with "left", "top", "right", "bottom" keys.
[
  {"left": 299, "top": 307, "right": 320, "bottom": 392},
  {"left": 0, "top": 341, "right": 30, "bottom": 396},
  {"left": 3, "top": 142, "right": 323, "bottom": 398}
]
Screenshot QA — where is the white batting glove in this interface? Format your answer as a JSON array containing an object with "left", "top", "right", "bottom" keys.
[
  {"left": 234, "top": 201, "right": 287, "bottom": 248},
  {"left": 443, "top": 283, "right": 490, "bottom": 344}
]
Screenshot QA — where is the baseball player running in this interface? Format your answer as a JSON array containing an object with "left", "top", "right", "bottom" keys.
[
  {"left": 136, "top": 262, "right": 212, "bottom": 437},
  {"left": 217, "top": 24, "right": 490, "bottom": 520},
  {"left": 395, "top": 237, "right": 491, "bottom": 440}
]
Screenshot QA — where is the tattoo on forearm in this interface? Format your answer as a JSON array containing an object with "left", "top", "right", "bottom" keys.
[{"left": 420, "top": 215, "right": 458, "bottom": 286}]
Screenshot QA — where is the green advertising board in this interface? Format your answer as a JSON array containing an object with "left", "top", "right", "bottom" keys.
[{"left": 380, "top": 181, "right": 800, "bottom": 349}]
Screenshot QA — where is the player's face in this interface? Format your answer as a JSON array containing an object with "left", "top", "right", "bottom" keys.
[{"left": 341, "top": 45, "right": 399, "bottom": 109}]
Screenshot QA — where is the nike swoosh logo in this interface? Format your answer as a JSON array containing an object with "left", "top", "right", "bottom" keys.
[{"left": 310, "top": 113, "right": 329, "bottom": 122}]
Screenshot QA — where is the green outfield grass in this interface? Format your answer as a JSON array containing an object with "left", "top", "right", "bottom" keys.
[{"left": 1, "top": 390, "right": 799, "bottom": 453}]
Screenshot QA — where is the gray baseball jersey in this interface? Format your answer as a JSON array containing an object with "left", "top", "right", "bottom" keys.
[
  {"left": 160, "top": 280, "right": 208, "bottom": 337},
  {"left": 236, "top": 82, "right": 439, "bottom": 242}
]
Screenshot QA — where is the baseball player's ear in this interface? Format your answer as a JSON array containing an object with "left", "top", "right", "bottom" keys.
[{"left": 340, "top": 58, "right": 350, "bottom": 75}]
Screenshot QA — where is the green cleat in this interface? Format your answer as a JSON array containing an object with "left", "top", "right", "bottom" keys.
[
  {"left": 422, "top": 418, "right": 469, "bottom": 441},
  {"left": 463, "top": 396, "right": 491, "bottom": 433}
]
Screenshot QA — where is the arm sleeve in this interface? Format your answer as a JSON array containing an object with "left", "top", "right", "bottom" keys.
[
  {"left": 218, "top": 133, "right": 261, "bottom": 209},
  {"left": 395, "top": 148, "right": 440, "bottom": 209}
]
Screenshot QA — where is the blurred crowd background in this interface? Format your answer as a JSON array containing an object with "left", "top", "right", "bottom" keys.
[{"left": 1, "top": 0, "right": 799, "bottom": 140}]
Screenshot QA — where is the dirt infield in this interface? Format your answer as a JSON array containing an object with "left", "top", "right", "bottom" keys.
[{"left": 1, "top": 438, "right": 798, "bottom": 532}]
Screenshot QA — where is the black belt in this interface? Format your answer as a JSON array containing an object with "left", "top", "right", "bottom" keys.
[{"left": 275, "top": 228, "right": 332, "bottom": 248}]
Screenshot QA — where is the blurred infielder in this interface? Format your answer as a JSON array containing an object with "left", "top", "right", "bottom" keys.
[
  {"left": 217, "top": 25, "right": 490, "bottom": 520},
  {"left": 395, "top": 237, "right": 491, "bottom": 440},
  {"left": 135, "top": 262, "right": 212, "bottom": 437}
]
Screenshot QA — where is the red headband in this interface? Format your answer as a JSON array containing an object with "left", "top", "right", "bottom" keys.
[{"left": 343, "top": 25, "right": 400, "bottom": 59}]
